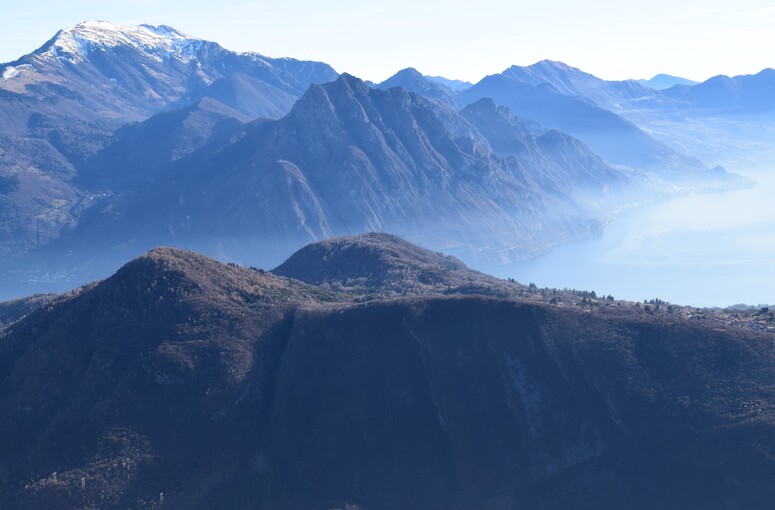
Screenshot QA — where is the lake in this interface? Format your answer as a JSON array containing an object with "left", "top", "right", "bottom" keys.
[{"left": 488, "top": 169, "right": 775, "bottom": 308}]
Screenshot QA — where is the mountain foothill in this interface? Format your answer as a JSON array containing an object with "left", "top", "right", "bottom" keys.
[{"left": 1, "top": 234, "right": 775, "bottom": 509}]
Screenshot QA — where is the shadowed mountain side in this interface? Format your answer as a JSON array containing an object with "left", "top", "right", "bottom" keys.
[
  {"left": 260, "top": 298, "right": 775, "bottom": 510},
  {"left": 182, "top": 72, "right": 299, "bottom": 120},
  {"left": 78, "top": 97, "right": 249, "bottom": 191},
  {"left": 1, "top": 240, "right": 774, "bottom": 509},
  {"left": 0, "top": 293, "right": 60, "bottom": 330},
  {"left": 0, "top": 132, "right": 96, "bottom": 257},
  {"left": 0, "top": 247, "right": 342, "bottom": 508}
]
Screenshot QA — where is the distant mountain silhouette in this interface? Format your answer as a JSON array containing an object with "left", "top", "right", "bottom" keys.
[
  {"left": 459, "top": 71, "right": 710, "bottom": 176},
  {"left": 501, "top": 60, "right": 654, "bottom": 109},
  {"left": 662, "top": 68, "right": 775, "bottom": 112},
  {"left": 425, "top": 75, "right": 472, "bottom": 91},
  {"left": 2, "top": 236, "right": 775, "bottom": 509},
  {"left": 378, "top": 67, "right": 461, "bottom": 106},
  {"left": 636, "top": 73, "right": 699, "bottom": 90}
]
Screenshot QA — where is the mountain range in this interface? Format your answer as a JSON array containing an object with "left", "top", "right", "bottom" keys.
[
  {"left": 1, "top": 234, "right": 774, "bottom": 509},
  {"left": 661, "top": 68, "right": 775, "bottom": 112},
  {"left": 377, "top": 62, "right": 775, "bottom": 165},
  {"left": 377, "top": 64, "right": 730, "bottom": 178},
  {"left": 36, "top": 73, "right": 637, "bottom": 280},
  {"left": 0, "top": 20, "right": 769, "bottom": 300}
]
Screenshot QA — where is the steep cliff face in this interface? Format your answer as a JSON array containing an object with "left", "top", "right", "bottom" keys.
[{"left": 2, "top": 237, "right": 774, "bottom": 509}]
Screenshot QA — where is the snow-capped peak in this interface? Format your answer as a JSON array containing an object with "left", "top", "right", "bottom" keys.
[{"left": 41, "top": 20, "right": 204, "bottom": 64}]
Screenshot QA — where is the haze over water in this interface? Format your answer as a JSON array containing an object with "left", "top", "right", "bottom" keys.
[{"left": 496, "top": 168, "right": 775, "bottom": 308}]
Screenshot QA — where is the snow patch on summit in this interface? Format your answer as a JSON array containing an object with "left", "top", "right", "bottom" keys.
[
  {"left": 42, "top": 20, "right": 204, "bottom": 64},
  {"left": 2, "top": 67, "right": 20, "bottom": 79}
]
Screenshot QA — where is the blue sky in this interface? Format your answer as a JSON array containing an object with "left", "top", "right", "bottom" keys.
[{"left": 2, "top": 0, "right": 774, "bottom": 83}]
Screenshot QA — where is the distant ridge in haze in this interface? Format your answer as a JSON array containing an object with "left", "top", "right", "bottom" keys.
[
  {"left": 378, "top": 67, "right": 460, "bottom": 106},
  {"left": 499, "top": 60, "right": 654, "bottom": 109},
  {"left": 661, "top": 68, "right": 775, "bottom": 112},
  {"left": 636, "top": 73, "right": 699, "bottom": 90},
  {"left": 458, "top": 71, "right": 709, "bottom": 176}
]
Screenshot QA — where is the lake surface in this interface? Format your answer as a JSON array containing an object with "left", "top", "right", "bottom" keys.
[{"left": 490, "top": 169, "right": 775, "bottom": 307}]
